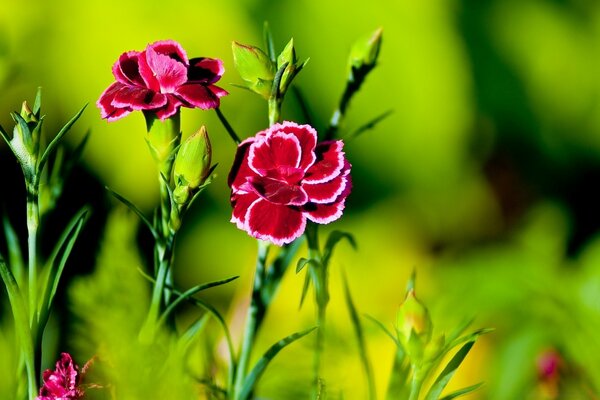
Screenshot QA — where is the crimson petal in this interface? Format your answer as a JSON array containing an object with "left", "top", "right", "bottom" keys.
[
  {"left": 302, "top": 174, "right": 347, "bottom": 204},
  {"left": 303, "top": 199, "right": 346, "bottom": 224},
  {"left": 112, "top": 51, "right": 145, "bottom": 86},
  {"left": 148, "top": 40, "right": 189, "bottom": 64},
  {"left": 176, "top": 83, "right": 220, "bottom": 109},
  {"left": 303, "top": 140, "right": 345, "bottom": 184},
  {"left": 231, "top": 191, "right": 259, "bottom": 229},
  {"left": 271, "top": 122, "right": 317, "bottom": 171},
  {"left": 249, "top": 176, "right": 308, "bottom": 205},
  {"left": 97, "top": 82, "right": 132, "bottom": 121},
  {"left": 188, "top": 57, "right": 225, "bottom": 84},
  {"left": 249, "top": 132, "right": 301, "bottom": 175},
  {"left": 111, "top": 86, "right": 167, "bottom": 110},
  {"left": 154, "top": 95, "right": 183, "bottom": 120},
  {"left": 228, "top": 138, "right": 255, "bottom": 191},
  {"left": 144, "top": 45, "right": 188, "bottom": 93},
  {"left": 246, "top": 199, "right": 306, "bottom": 245}
]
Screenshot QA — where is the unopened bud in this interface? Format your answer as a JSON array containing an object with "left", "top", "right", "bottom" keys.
[
  {"left": 173, "top": 126, "right": 212, "bottom": 205},
  {"left": 348, "top": 28, "right": 382, "bottom": 75},
  {"left": 232, "top": 42, "right": 275, "bottom": 99},
  {"left": 276, "top": 38, "right": 302, "bottom": 95},
  {"left": 396, "top": 288, "right": 431, "bottom": 342}
]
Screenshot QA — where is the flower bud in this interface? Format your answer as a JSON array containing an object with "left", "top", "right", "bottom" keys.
[
  {"left": 276, "top": 38, "right": 301, "bottom": 95},
  {"left": 144, "top": 111, "right": 181, "bottom": 173},
  {"left": 173, "top": 126, "right": 212, "bottom": 205},
  {"left": 232, "top": 41, "right": 275, "bottom": 99},
  {"left": 10, "top": 100, "right": 43, "bottom": 176},
  {"left": 348, "top": 28, "right": 382, "bottom": 76},
  {"left": 396, "top": 288, "right": 432, "bottom": 343}
]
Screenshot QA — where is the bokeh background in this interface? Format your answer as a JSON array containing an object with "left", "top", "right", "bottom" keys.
[{"left": 2, "top": 0, "right": 600, "bottom": 398}]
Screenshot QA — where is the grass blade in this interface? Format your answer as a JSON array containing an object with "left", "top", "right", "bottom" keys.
[
  {"left": 106, "top": 186, "right": 158, "bottom": 240},
  {"left": 239, "top": 327, "right": 317, "bottom": 400},
  {"left": 424, "top": 341, "right": 477, "bottom": 400},
  {"left": 439, "top": 383, "right": 483, "bottom": 400},
  {"left": 2, "top": 213, "right": 24, "bottom": 288}
]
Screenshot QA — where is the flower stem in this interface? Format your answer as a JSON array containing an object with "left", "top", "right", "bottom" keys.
[
  {"left": 26, "top": 187, "right": 39, "bottom": 328},
  {"left": 215, "top": 108, "right": 241, "bottom": 144},
  {"left": 268, "top": 97, "right": 282, "bottom": 127},
  {"left": 233, "top": 240, "right": 269, "bottom": 400}
]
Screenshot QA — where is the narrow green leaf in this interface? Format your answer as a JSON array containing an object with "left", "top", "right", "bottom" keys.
[
  {"left": 179, "top": 313, "right": 211, "bottom": 351},
  {"left": 33, "top": 87, "right": 42, "bottom": 116},
  {"left": 385, "top": 347, "right": 411, "bottom": 400},
  {"left": 270, "top": 62, "right": 288, "bottom": 98},
  {"left": 263, "top": 21, "right": 276, "bottom": 62},
  {"left": 439, "top": 383, "right": 483, "bottom": 400},
  {"left": 2, "top": 213, "right": 24, "bottom": 288},
  {"left": 215, "top": 107, "right": 241, "bottom": 144},
  {"left": 158, "top": 276, "right": 239, "bottom": 325},
  {"left": 40, "top": 208, "right": 89, "bottom": 317},
  {"left": 11, "top": 112, "right": 31, "bottom": 139},
  {"left": 296, "top": 257, "right": 309, "bottom": 273},
  {"left": 343, "top": 272, "right": 376, "bottom": 400},
  {"left": 239, "top": 327, "right": 317, "bottom": 400},
  {"left": 65, "top": 129, "right": 91, "bottom": 171},
  {"left": 106, "top": 187, "right": 158, "bottom": 240},
  {"left": 365, "top": 314, "right": 400, "bottom": 347},
  {"left": 323, "top": 230, "right": 356, "bottom": 266},
  {"left": 347, "top": 109, "right": 393, "bottom": 140},
  {"left": 38, "top": 103, "right": 87, "bottom": 174},
  {"left": 424, "top": 341, "right": 477, "bottom": 400},
  {"left": 0, "top": 123, "right": 13, "bottom": 149}
]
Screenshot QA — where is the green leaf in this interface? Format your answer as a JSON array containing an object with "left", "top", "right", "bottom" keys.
[
  {"left": 439, "top": 383, "right": 484, "bottom": 400},
  {"left": 158, "top": 276, "right": 239, "bottom": 325},
  {"left": 2, "top": 213, "right": 24, "bottom": 288},
  {"left": 38, "top": 103, "right": 87, "bottom": 174},
  {"left": 343, "top": 272, "right": 376, "bottom": 400},
  {"left": 239, "top": 327, "right": 317, "bottom": 400},
  {"left": 32, "top": 87, "right": 42, "bottom": 116},
  {"left": 263, "top": 21, "right": 276, "bottom": 62},
  {"left": 347, "top": 109, "right": 393, "bottom": 140},
  {"left": 296, "top": 257, "right": 320, "bottom": 273},
  {"left": 424, "top": 341, "right": 477, "bottom": 400},
  {"left": 179, "top": 313, "right": 211, "bottom": 351},
  {"left": 270, "top": 62, "right": 288, "bottom": 98},
  {"left": 323, "top": 230, "right": 356, "bottom": 266},
  {"left": 385, "top": 346, "right": 411, "bottom": 400},
  {"left": 38, "top": 208, "right": 89, "bottom": 318},
  {"left": 106, "top": 187, "right": 158, "bottom": 240},
  {"left": 365, "top": 314, "right": 400, "bottom": 347},
  {"left": 0, "top": 123, "right": 14, "bottom": 150}
]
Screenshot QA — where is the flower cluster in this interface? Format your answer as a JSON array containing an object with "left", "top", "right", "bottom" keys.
[
  {"left": 37, "top": 353, "right": 85, "bottom": 400},
  {"left": 97, "top": 40, "right": 227, "bottom": 121},
  {"left": 228, "top": 122, "right": 351, "bottom": 245}
]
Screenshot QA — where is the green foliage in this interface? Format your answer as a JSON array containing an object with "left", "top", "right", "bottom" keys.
[{"left": 69, "top": 209, "right": 199, "bottom": 399}]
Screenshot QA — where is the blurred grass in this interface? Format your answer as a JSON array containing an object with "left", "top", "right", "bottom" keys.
[{"left": 2, "top": 0, "right": 600, "bottom": 398}]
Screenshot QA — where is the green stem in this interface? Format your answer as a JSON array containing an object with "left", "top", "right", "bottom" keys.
[
  {"left": 268, "top": 97, "right": 282, "bottom": 127},
  {"left": 233, "top": 240, "right": 269, "bottom": 400},
  {"left": 0, "top": 257, "right": 37, "bottom": 399},
  {"left": 215, "top": 108, "right": 241, "bottom": 144},
  {"left": 408, "top": 367, "right": 423, "bottom": 400},
  {"left": 26, "top": 188, "right": 39, "bottom": 328}
]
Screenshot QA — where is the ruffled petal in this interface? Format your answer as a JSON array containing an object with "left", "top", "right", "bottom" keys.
[
  {"left": 303, "top": 199, "right": 346, "bottom": 224},
  {"left": 228, "top": 138, "right": 256, "bottom": 191},
  {"left": 111, "top": 86, "right": 167, "bottom": 110},
  {"left": 144, "top": 44, "right": 188, "bottom": 93},
  {"left": 97, "top": 82, "right": 132, "bottom": 121},
  {"left": 208, "top": 84, "right": 229, "bottom": 98},
  {"left": 137, "top": 50, "right": 160, "bottom": 91},
  {"left": 231, "top": 191, "right": 259, "bottom": 229},
  {"left": 246, "top": 199, "right": 306, "bottom": 245},
  {"left": 175, "top": 83, "right": 220, "bottom": 109},
  {"left": 148, "top": 40, "right": 189, "bottom": 65},
  {"left": 302, "top": 174, "right": 347, "bottom": 204},
  {"left": 270, "top": 122, "right": 317, "bottom": 171},
  {"left": 249, "top": 132, "right": 301, "bottom": 175},
  {"left": 112, "top": 51, "right": 145, "bottom": 86},
  {"left": 248, "top": 176, "right": 308, "bottom": 205},
  {"left": 188, "top": 57, "right": 224, "bottom": 84},
  {"left": 153, "top": 94, "right": 183, "bottom": 120},
  {"left": 303, "top": 140, "right": 345, "bottom": 184}
]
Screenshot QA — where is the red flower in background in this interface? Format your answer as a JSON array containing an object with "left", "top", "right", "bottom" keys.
[
  {"left": 37, "top": 353, "right": 85, "bottom": 400},
  {"left": 228, "top": 121, "right": 351, "bottom": 245},
  {"left": 97, "top": 40, "right": 227, "bottom": 121}
]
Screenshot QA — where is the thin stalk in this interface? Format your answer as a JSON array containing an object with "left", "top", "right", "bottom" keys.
[
  {"left": 325, "top": 77, "right": 357, "bottom": 141},
  {"left": 26, "top": 187, "right": 39, "bottom": 328},
  {"left": 408, "top": 367, "right": 423, "bottom": 400},
  {"left": 268, "top": 97, "right": 282, "bottom": 127},
  {"left": 215, "top": 108, "right": 241, "bottom": 144},
  {"left": 233, "top": 240, "right": 269, "bottom": 400}
]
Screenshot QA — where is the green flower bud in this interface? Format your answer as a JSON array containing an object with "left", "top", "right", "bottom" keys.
[
  {"left": 10, "top": 100, "right": 43, "bottom": 176},
  {"left": 396, "top": 288, "right": 432, "bottom": 343},
  {"left": 173, "top": 126, "right": 212, "bottom": 205},
  {"left": 144, "top": 111, "right": 181, "bottom": 176},
  {"left": 348, "top": 27, "right": 383, "bottom": 75},
  {"left": 276, "top": 38, "right": 301, "bottom": 95},
  {"left": 232, "top": 41, "right": 275, "bottom": 99},
  {"left": 277, "top": 38, "right": 297, "bottom": 70}
]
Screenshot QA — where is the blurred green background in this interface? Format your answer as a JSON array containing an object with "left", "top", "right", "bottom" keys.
[{"left": 2, "top": 0, "right": 600, "bottom": 398}]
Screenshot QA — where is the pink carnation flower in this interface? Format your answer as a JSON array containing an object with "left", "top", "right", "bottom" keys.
[
  {"left": 37, "top": 353, "right": 85, "bottom": 400},
  {"left": 228, "top": 121, "right": 351, "bottom": 245},
  {"left": 97, "top": 40, "right": 227, "bottom": 121}
]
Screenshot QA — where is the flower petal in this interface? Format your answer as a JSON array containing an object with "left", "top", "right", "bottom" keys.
[
  {"left": 97, "top": 82, "right": 132, "bottom": 121},
  {"left": 303, "top": 200, "right": 346, "bottom": 224},
  {"left": 154, "top": 94, "right": 183, "bottom": 120},
  {"left": 148, "top": 40, "right": 189, "bottom": 64},
  {"left": 303, "top": 140, "right": 345, "bottom": 184},
  {"left": 271, "top": 122, "right": 317, "bottom": 171},
  {"left": 111, "top": 86, "right": 167, "bottom": 110},
  {"left": 144, "top": 44, "right": 188, "bottom": 93},
  {"left": 302, "top": 174, "right": 347, "bottom": 204},
  {"left": 231, "top": 191, "right": 259, "bottom": 229},
  {"left": 248, "top": 176, "right": 308, "bottom": 205},
  {"left": 228, "top": 138, "right": 256, "bottom": 191},
  {"left": 246, "top": 199, "right": 306, "bottom": 245},
  {"left": 249, "top": 132, "right": 301, "bottom": 175},
  {"left": 188, "top": 57, "right": 224, "bottom": 84},
  {"left": 112, "top": 51, "right": 145, "bottom": 86},
  {"left": 175, "top": 83, "right": 220, "bottom": 109}
]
